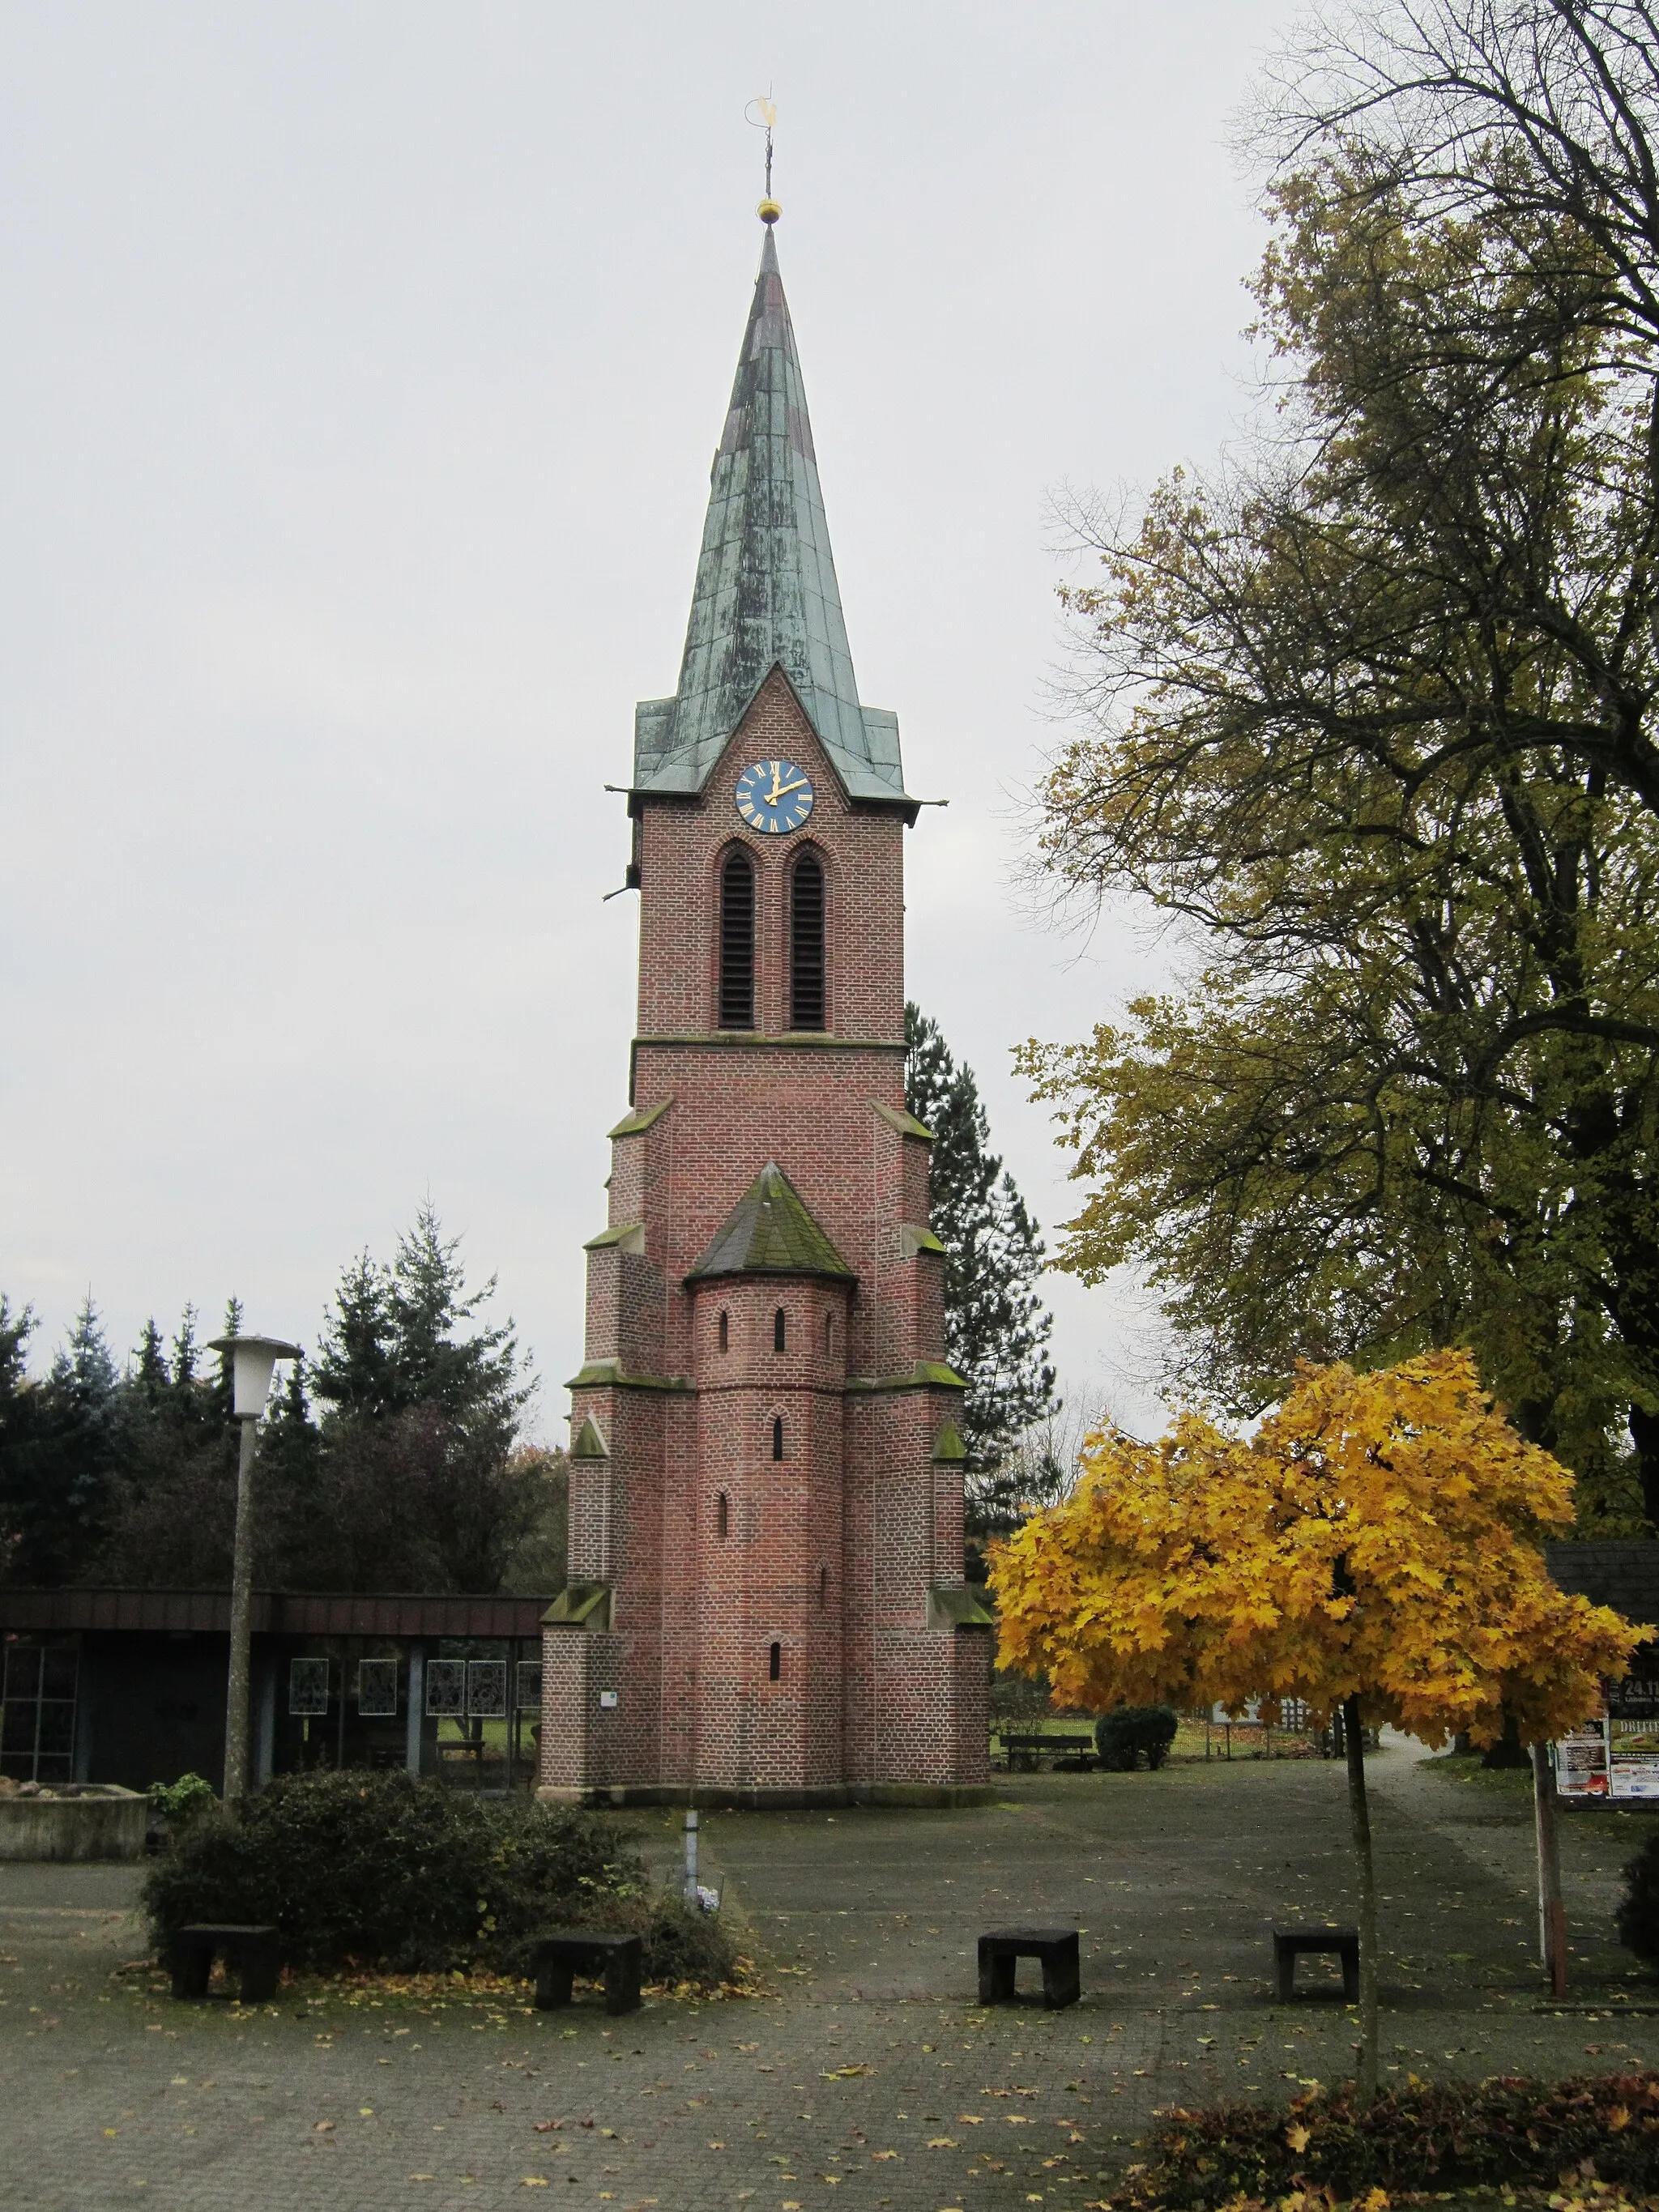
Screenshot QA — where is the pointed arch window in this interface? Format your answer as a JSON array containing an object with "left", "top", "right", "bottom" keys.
[
  {"left": 789, "top": 850, "right": 825, "bottom": 1030},
  {"left": 719, "top": 849, "right": 755, "bottom": 1029},
  {"left": 772, "top": 1415, "right": 784, "bottom": 1462}
]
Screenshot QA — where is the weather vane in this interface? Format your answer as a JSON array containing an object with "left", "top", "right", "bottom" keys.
[{"left": 745, "top": 91, "right": 780, "bottom": 224}]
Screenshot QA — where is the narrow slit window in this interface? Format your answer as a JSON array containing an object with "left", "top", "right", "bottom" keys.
[
  {"left": 718, "top": 1310, "right": 729, "bottom": 1353},
  {"left": 771, "top": 1415, "right": 784, "bottom": 1461},
  {"left": 823, "top": 1311, "right": 834, "bottom": 1354},
  {"left": 774, "top": 1306, "right": 787, "bottom": 1353},
  {"left": 719, "top": 849, "right": 755, "bottom": 1029},
  {"left": 716, "top": 1492, "right": 728, "bottom": 1539},
  {"left": 768, "top": 1640, "right": 782, "bottom": 1681},
  {"left": 790, "top": 852, "right": 825, "bottom": 1029}
]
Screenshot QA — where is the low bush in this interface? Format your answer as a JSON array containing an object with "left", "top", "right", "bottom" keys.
[
  {"left": 141, "top": 1770, "right": 741, "bottom": 1988},
  {"left": 1095, "top": 1706, "right": 1179, "bottom": 1772},
  {"left": 1618, "top": 1829, "right": 1659, "bottom": 1963},
  {"left": 1110, "top": 2071, "right": 1659, "bottom": 2208},
  {"left": 147, "top": 1773, "right": 218, "bottom": 1831}
]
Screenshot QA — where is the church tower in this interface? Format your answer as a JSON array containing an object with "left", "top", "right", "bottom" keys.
[{"left": 538, "top": 212, "right": 993, "bottom": 1805}]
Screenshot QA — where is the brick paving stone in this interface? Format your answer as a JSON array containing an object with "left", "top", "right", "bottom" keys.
[{"left": 3, "top": 1747, "right": 1657, "bottom": 2212}]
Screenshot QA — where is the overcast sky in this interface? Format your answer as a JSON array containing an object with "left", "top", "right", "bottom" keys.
[{"left": 1, "top": 2, "right": 1302, "bottom": 1438}]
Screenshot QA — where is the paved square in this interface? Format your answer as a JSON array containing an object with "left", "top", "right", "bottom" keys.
[{"left": 2, "top": 1745, "right": 1655, "bottom": 2211}]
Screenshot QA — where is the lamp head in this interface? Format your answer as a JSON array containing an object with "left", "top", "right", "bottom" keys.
[{"left": 207, "top": 1334, "right": 302, "bottom": 1420}]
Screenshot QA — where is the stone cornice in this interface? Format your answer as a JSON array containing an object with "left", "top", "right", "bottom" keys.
[{"left": 843, "top": 1360, "right": 967, "bottom": 1395}]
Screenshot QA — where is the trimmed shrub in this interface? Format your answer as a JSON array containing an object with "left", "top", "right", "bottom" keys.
[
  {"left": 1618, "top": 1829, "right": 1659, "bottom": 1963},
  {"left": 141, "top": 1770, "right": 740, "bottom": 1988},
  {"left": 1095, "top": 1706, "right": 1179, "bottom": 1772},
  {"left": 1113, "top": 2071, "right": 1659, "bottom": 2208}
]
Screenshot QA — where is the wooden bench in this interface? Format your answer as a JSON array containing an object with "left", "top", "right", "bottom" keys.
[
  {"left": 977, "top": 1927, "right": 1081, "bottom": 2010},
  {"left": 1273, "top": 1925, "right": 1359, "bottom": 2001},
  {"left": 169, "top": 1922, "right": 279, "bottom": 2003},
  {"left": 531, "top": 1929, "right": 643, "bottom": 2017},
  {"left": 1000, "top": 1732, "right": 1096, "bottom": 1773}
]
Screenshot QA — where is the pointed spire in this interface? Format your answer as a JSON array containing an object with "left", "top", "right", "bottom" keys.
[{"left": 633, "top": 228, "right": 906, "bottom": 804}]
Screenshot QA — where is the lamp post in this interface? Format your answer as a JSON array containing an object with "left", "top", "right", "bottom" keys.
[{"left": 209, "top": 1333, "right": 301, "bottom": 1805}]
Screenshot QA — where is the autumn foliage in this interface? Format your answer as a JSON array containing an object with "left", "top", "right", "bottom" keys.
[
  {"left": 1109, "top": 2070, "right": 1659, "bottom": 2210},
  {"left": 991, "top": 1349, "right": 1643, "bottom": 1748}
]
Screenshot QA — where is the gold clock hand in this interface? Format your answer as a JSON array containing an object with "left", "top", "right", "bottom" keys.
[
  {"left": 766, "top": 761, "right": 783, "bottom": 804},
  {"left": 772, "top": 778, "right": 809, "bottom": 800}
]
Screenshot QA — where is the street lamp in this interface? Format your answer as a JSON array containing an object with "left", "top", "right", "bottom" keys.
[{"left": 208, "top": 1333, "right": 301, "bottom": 1805}]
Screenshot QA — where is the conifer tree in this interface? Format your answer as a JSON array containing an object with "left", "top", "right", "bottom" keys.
[
  {"left": 0, "top": 1296, "right": 121, "bottom": 1584},
  {"left": 905, "top": 1004, "right": 1057, "bottom": 1532},
  {"left": 303, "top": 1204, "right": 540, "bottom": 1592}
]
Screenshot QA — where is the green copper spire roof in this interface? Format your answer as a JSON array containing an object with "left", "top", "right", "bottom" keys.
[
  {"left": 633, "top": 228, "right": 907, "bottom": 805},
  {"left": 687, "top": 1161, "right": 855, "bottom": 1282}
]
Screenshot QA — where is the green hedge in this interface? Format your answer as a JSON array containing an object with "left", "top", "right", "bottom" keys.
[
  {"left": 142, "top": 1770, "right": 738, "bottom": 1988},
  {"left": 1095, "top": 1706, "right": 1179, "bottom": 1771},
  {"left": 1111, "top": 2071, "right": 1659, "bottom": 2207}
]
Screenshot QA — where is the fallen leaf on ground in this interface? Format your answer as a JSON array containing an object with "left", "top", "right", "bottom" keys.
[
  {"left": 928, "top": 2137, "right": 960, "bottom": 2149},
  {"left": 534, "top": 2120, "right": 562, "bottom": 2133}
]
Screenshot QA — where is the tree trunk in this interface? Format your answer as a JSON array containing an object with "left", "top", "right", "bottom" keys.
[
  {"left": 1532, "top": 1741, "right": 1569, "bottom": 1998},
  {"left": 1343, "top": 1694, "right": 1379, "bottom": 2106},
  {"left": 1627, "top": 1402, "right": 1659, "bottom": 1528}
]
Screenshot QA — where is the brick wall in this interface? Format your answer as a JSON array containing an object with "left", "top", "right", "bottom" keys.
[{"left": 539, "top": 667, "right": 983, "bottom": 1798}]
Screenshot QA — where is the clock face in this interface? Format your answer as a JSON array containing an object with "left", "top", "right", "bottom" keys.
[{"left": 735, "top": 758, "right": 815, "bottom": 835}]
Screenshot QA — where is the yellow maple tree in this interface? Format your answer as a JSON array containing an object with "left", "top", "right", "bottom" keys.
[{"left": 990, "top": 1348, "right": 1645, "bottom": 2101}]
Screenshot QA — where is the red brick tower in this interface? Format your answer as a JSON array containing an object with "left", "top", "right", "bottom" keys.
[{"left": 539, "top": 215, "right": 993, "bottom": 1805}]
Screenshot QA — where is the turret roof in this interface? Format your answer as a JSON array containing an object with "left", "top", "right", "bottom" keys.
[
  {"left": 687, "top": 1161, "right": 855, "bottom": 1282},
  {"left": 633, "top": 228, "right": 907, "bottom": 806}
]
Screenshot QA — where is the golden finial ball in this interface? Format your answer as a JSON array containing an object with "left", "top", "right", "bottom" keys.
[{"left": 757, "top": 198, "right": 782, "bottom": 224}]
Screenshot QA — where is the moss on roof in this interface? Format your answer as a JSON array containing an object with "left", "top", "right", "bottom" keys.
[{"left": 688, "top": 1162, "right": 855, "bottom": 1282}]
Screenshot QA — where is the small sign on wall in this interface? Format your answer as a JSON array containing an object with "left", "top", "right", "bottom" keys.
[{"left": 598, "top": 1690, "right": 619, "bottom": 1710}]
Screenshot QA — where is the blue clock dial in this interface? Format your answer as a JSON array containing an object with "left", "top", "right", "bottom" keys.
[{"left": 735, "top": 758, "right": 815, "bottom": 835}]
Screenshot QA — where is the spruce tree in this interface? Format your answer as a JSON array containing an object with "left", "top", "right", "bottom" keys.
[
  {"left": 0, "top": 1296, "right": 121, "bottom": 1584},
  {"left": 94, "top": 1302, "right": 241, "bottom": 1586},
  {"left": 905, "top": 1004, "right": 1057, "bottom": 1538},
  {"left": 304, "top": 1204, "right": 540, "bottom": 1592}
]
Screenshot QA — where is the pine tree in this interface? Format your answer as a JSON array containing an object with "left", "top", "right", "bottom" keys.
[
  {"left": 302, "top": 1204, "right": 540, "bottom": 1592},
  {"left": 905, "top": 1004, "right": 1057, "bottom": 1536},
  {"left": 94, "top": 1302, "right": 241, "bottom": 1586},
  {"left": 0, "top": 1296, "right": 121, "bottom": 1584},
  {"left": 0, "top": 1296, "right": 41, "bottom": 1583}
]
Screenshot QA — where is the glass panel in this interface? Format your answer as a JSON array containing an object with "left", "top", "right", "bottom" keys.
[
  {"left": 2, "top": 1646, "right": 41, "bottom": 1703},
  {"left": 41, "top": 1648, "right": 78, "bottom": 1702},
  {"left": 356, "top": 1659, "right": 398, "bottom": 1717},
  {"left": 424, "top": 1659, "right": 466, "bottom": 1718},
  {"left": 2, "top": 1703, "right": 38, "bottom": 1758},
  {"left": 467, "top": 1660, "right": 507, "bottom": 1719},
  {"left": 288, "top": 1657, "right": 331, "bottom": 1716},
  {"left": 36, "top": 1703, "right": 75, "bottom": 1757},
  {"left": 515, "top": 1660, "right": 542, "bottom": 1711}
]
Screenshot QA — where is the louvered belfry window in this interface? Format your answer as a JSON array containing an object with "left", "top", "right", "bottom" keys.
[
  {"left": 790, "top": 851, "right": 825, "bottom": 1029},
  {"left": 719, "top": 849, "right": 755, "bottom": 1029}
]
